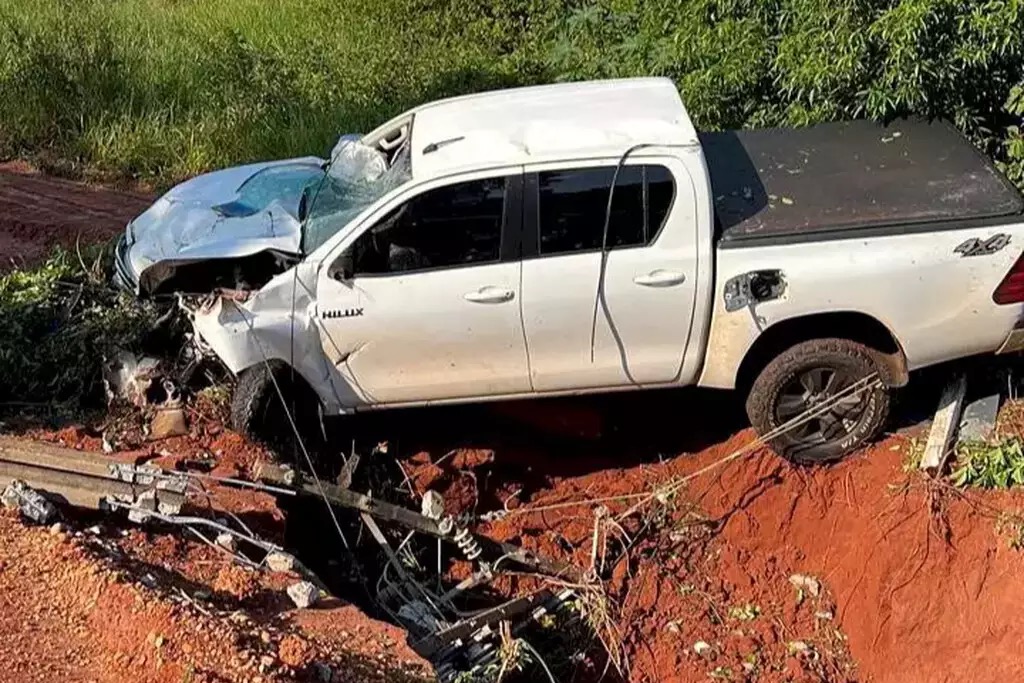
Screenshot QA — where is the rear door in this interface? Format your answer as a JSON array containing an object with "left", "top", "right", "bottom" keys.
[
  {"left": 520, "top": 159, "right": 699, "bottom": 391},
  {"left": 314, "top": 171, "right": 531, "bottom": 406}
]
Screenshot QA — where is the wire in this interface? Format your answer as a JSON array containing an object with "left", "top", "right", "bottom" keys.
[
  {"left": 234, "top": 304, "right": 352, "bottom": 550},
  {"left": 520, "top": 638, "right": 558, "bottom": 683},
  {"left": 589, "top": 142, "right": 697, "bottom": 362},
  {"left": 486, "top": 373, "right": 880, "bottom": 520}
]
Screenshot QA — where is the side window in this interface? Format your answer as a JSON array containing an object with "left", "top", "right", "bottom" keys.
[
  {"left": 349, "top": 177, "right": 506, "bottom": 275},
  {"left": 537, "top": 165, "right": 675, "bottom": 256}
]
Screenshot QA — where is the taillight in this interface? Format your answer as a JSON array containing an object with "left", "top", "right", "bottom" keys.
[{"left": 994, "top": 252, "right": 1024, "bottom": 305}]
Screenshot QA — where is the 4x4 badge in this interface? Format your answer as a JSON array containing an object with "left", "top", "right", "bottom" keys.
[
  {"left": 955, "top": 233, "right": 1010, "bottom": 257},
  {"left": 322, "top": 308, "right": 364, "bottom": 319}
]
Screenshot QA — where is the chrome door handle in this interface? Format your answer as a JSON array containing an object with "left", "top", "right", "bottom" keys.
[
  {"left": 633, "top": 270, "right": 686, "bottom": 287},
  {"left": 464, "top": 286, "right": 515, "bottom": 303}
]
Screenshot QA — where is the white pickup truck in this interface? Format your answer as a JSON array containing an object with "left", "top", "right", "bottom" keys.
[{"left": 116, "top": 78, "right": 1024, "bottom": 464}]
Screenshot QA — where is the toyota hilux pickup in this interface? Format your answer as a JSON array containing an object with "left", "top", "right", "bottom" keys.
[{"left": 115, "top": 78, "right": 1024, "bottom": 464}]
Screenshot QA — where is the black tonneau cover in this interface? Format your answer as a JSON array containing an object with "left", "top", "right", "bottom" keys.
[{"left": 701, "top": 118, "right": 1024, "bottom": 245}]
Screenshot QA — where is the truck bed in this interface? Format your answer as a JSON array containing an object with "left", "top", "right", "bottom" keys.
[{"left": 701, "top": 118, "right": 1024, "bottom": 246}]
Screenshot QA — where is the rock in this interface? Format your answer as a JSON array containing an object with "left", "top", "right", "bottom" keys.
[
  {"left": 150, "top": 407, "right": 188, "bottom": 440},
  {"left": 397, "top": 600, "right": 445, "bottom": 632},
  {"left": 693, "top": 641, "right": 713, "bottom": 657},
  {"left": 258, "top": 654, "right": 276, "bottom": 673},
  {"left": 286, "top": 581, "right": 320, "bottom": 609},
  {"left": 49, "top": 522, "right": 64, "bottom": 535},
  {"left": 789, "top": 573, "right": 821, "bottom": 598},
  {"left": 216, "top": 533, "right": 238, "bottom": 552},
  {"left": 1, "top": 481, "right": 58, "bottom": 525},
  {"left": 420, "top": 490, "right": 445, "bottom": 520},
  {"left": 265, "top": 551, "right": 296, "bottom": 573}
]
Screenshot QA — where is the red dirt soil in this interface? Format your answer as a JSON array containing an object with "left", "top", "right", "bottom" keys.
[
  {"left": 412, "top": 424, "right": 1024, "bottom": 683},
  {"left": 0, "top": 161, "right": 152, "bottom": 272},
  {"left": 0, "top": 510, "right": 431, "bottom": 683}
]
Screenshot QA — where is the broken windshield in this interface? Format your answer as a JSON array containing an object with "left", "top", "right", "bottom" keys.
[
  {"left": 219, "top": 162, "right": 325, "bottom": 218},
  {"left": 301, "top": 139, "right": 413, "bottom": 253}
]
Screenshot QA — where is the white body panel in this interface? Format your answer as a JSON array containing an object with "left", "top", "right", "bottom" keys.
[
  {"left": 181, "top": 78, "right": 1024, "bottom": 418},
  {"left": 520, "top": 154, "right": 703, "bottom": 390},
  {"left": 698, "top": 226, "right": 1024, "bottom": 388},
  {"left": 314, "top": 260, "right": 529, "bottom": 404}
]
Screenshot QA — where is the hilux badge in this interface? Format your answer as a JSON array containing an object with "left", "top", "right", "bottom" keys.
[{"left": 322, "top": 308, "right": 364, "bottom": 319}]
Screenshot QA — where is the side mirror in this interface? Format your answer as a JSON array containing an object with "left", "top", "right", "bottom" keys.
[{"left": 329, "top": 250, "right": 355, "bottom": 281}]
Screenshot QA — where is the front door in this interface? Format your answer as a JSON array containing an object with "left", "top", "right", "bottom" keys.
[
  {"left": 314, "top": 172, "right": 531, "bottom": 406},
  {"left": 520, "top": 161, "right": 698, "bottom": 391}
]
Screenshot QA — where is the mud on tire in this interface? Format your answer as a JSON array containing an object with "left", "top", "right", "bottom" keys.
[{"left": 745, "top": 338, "right": 891, "bottom": 465}]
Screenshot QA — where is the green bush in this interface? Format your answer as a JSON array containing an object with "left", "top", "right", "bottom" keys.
[
  {"left": 952, "top": 438, "right": 1024, "bottom": 489},
  {"left": 0, "top": 250, "right": 158, "bottom": 409},
  {"left": 0, "top": 0, "right": 1023, "bottom": 188}
]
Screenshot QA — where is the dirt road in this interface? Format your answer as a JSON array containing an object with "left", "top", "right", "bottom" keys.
[{"left": 0, "top": 162, "right": 151, "bottom": 271}]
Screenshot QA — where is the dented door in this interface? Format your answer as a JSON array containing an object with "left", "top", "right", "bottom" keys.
[{"left": 313, "top": 172, "right": 531, "bottom": 406}]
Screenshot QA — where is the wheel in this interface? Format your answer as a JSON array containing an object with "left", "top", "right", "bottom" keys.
[
  {"left": 230, "top": 361, "right": 334, "bottom": 476},
  {"left": 745, "top": 338, "right": 891, "bottom": 465}
]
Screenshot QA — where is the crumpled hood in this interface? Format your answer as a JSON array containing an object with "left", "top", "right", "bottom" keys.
[{"left": 126, "top": 156, "right": 325, "bottom": 277}]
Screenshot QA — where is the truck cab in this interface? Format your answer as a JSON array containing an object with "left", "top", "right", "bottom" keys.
[{"left": 306, "top": 78, "right": 712, "bottom": 405}]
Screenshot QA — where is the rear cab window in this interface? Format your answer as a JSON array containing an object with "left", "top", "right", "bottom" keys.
[{"left": 529, "top": 165, "right": 676, "bottom": 257}]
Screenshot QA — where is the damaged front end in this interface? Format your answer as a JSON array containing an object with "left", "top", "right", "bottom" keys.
[
  {"left": 114, "top": 156, "right": 324, "bottom": 296},
  {"left": 115, "top": 133, "right": 411, "bottom": 416},
  {"left": 182, "top": 262, "right": 346, "bottom": 414},
  {"left": 116, "top": 133, "right": 402, "bottom": 298}
]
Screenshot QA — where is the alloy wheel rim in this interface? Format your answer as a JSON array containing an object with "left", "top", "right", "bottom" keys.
[{"left": 776, "top": 367, "right": 869, "bottom": 451}]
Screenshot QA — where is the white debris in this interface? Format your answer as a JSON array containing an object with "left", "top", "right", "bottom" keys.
[
  {"left": 1, "top": 481, "right": 58, "bottom": 525},
  {"left": 103, "top": 351, "right": 162, "bottom": 407},
  {"left": 265, "top": 551, "right": 296, "bottom": 573},
  {"left": 815, "top": 610, "right": 834, "bottom": 621},
  {"left": 789, "top": 573, "right": 821, "bottom": 598},
  {"left": 286, "top": 581, "right": 320, "bottom": 609},
  {"left": 420, "top": 490, "right": 445, "bottom": 520},
  {"left": 215, "top": 533, "right": 238, "bottom": 552},
  {"left": 694, "top": 641, "right": 713, "bottom": 657}
]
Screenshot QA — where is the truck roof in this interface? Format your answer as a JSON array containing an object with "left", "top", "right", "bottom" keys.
[
  {"left": 408, "top": 78, "right": 699, "bottom": 179},
  {"left": 703, "top": 118, "right": 1024, "bottom": 245}
]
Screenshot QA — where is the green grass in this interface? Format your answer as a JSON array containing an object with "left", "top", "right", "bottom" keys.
[{"left": 1, "top": 1, "right": 1023, "bottom": 190}]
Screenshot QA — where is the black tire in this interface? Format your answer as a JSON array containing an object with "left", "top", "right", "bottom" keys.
[
  {"left": 230, "top": 361, "right": 332, "bottom": 475},
  {"left": 745, "top": 338, "right": 891, "bottom": 465}
]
